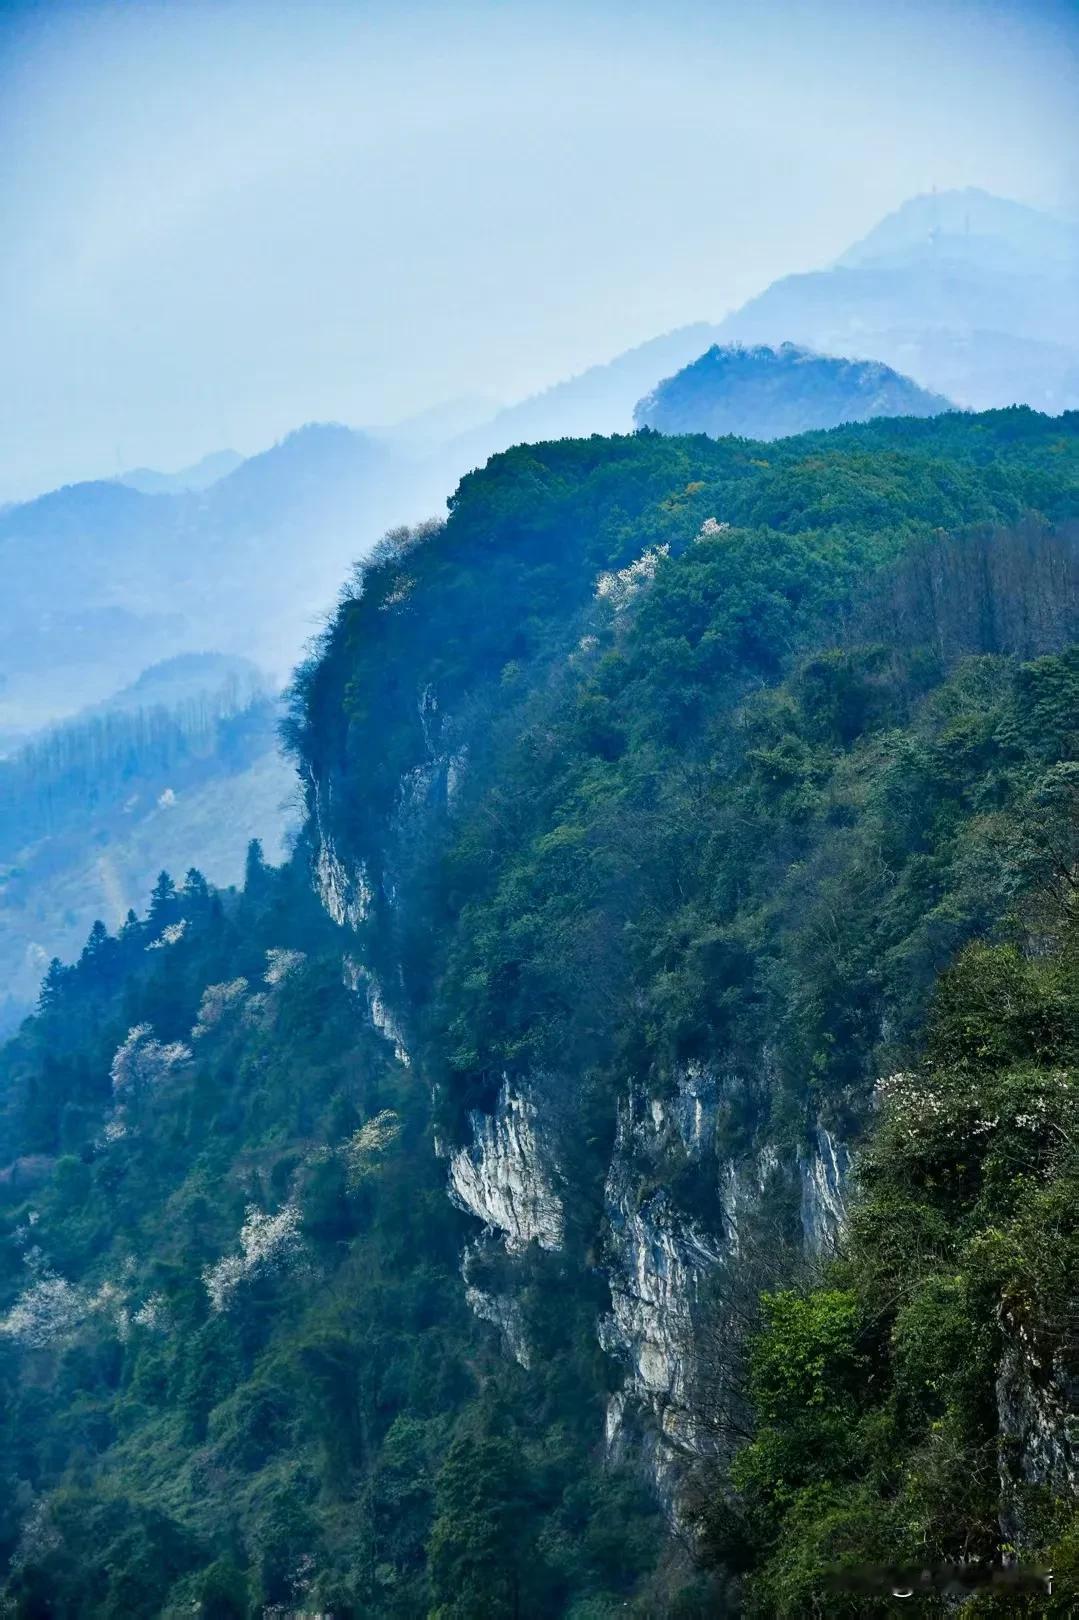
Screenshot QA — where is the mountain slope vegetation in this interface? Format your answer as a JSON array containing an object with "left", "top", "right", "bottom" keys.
[{"left": 0, "top": 408, "right": 1076, "bottom": 1615}]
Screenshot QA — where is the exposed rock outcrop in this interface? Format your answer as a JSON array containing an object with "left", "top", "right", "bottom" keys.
[
  {"left": 799, "top": 1126, "right": 851, "bottom": 1255},
  {"left": 997, "top": 1317, "right": 1079, "bottom": 1543},
  {"left": 447, "top": 1081, "right": 564, "bottom": 1254},
  {"left": 310, "top": 780, "right": 372, "bottom": 929}
]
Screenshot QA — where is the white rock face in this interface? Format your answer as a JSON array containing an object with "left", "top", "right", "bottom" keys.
[
  {"left": 600, "top": 1077, "right": 728, "bottom": 1494},
  {"left": 600, "top": 1070, "right": 853, "bottom": 1510},
  {"left": 464, "top": 1283, "right": 532, "bottom": 1369},
  {"left": 445, "top": 747, "right": 468, "bottom": 808},
  {"left": 601, "top": 1190, "right": 722, "bottom": 1416},
  {"left": 311, "top": 779, "right": 371, "bottom": 929},
  {"left": 448, "top": 1082, "right": 564, "bottom": 1253},
  {"left": 315, "top": 839, "right": 372, "bottom": 930},
  {"left": 798, "top": 1126, "right": 851, "bottom": 1255},
  {"left": 342, "top": 956, "right": 411, "bottom": 1066}
]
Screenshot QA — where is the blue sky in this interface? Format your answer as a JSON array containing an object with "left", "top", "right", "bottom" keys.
[{"left": 1, "top": 0, "right": 1076, "bottom": 498}]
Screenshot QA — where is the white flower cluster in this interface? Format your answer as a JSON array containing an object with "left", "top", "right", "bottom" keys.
[
  {"left": 594, "top": 545, "right": 669, "bottom": 613},
  {"left": 191, "top": 977, "right": 249, "bottom": 1038},
  {"left": 379, "top": 575, "right": 416, "bottom": 610},
  {"left": 242, "top": 991, "right": 269, "bottom": 1025},
  {"left": 203, "top": 1202, "right": 304, "bottom": 1313},
  {"left": 109, "top": 1024, "right": 191, "bottom": 1098},
  {"left": 132, "top": 1293, "right": 168, "bottom": 1331},
  {"left": 146, "top": 919, "right": 187, "bottom": 951},
  {"left": 697, "top": 517, "right": 731, "bottom": 540},
  {"left": 344, "top": 1110, "right": 403, "bottom": 1186},
  {"left": 0, "top": 1275, "right": 87, "bottom": 1347},
  {"left": 264, "top": 948, "right": 306, "bottom": 986},
  {"left": 875, "top": 1067, "right": 1074, "bottom": 1147},
  {"left": 0, "top": 1271, "right": 166, "bottom": 1348}
]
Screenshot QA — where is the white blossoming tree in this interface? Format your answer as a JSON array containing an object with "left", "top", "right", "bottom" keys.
[
  {"left": 344, "top": 1109, "right": 403, "bottom": 1188},
  {"left": 191, "top": 977, "right": 249, "bottom": 1038},
  {"left": 594, "top": 544, "right": 669, "bottom": 613},
  {"left": 0, "top": 1275, "right": 88, "bottom": 1348},
  {"left": 109, "top": 1023, "right": 191, "bottom": 1103},
  {"left": 203, "top": 1203, "right": 304, "bottom": 1313},
  {"left": 264, "top": 948, "right": 306, "bottom": 986}
]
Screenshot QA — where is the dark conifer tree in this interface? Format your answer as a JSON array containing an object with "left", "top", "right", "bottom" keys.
[{"left": 148, "top": 870, "right": 178, "bottom": 923}]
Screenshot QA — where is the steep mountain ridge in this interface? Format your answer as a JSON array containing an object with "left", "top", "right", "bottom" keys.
[
  {"left": 1, "top": 411, "right": 1077, "bottom": 1613},
  {"left": 291, "top": 409, "right": 1078, "bottom": 1523}
]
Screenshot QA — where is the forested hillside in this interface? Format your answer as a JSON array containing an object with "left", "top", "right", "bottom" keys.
[{"left": 1, "top": 409, "right": 1076, "bottom": 1615}]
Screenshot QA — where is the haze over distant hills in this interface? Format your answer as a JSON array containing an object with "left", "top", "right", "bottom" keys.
[
  {"left": 4, "top": 188, "right": 1072, "bottom": 742},
  {"left": 635, "top": 342, "right": 951, "bottom": 441},
  {"left": 3, "top": 188, "right": 1072, "bottom": 742},
  {"left": 2, "top": 186, "right": 1073, "bottom": 1022},
  {"left": 444, "top": 323, "right": 725, "bottom": 469},
  {"left": 717, "top": 189, "right": 1079, "bottom": 413},
  {"left": 0, "top": 654, "right": 297, "bottom": 1032},
  {"left": 836, "top": 188, "right": 1079, "bottom": 275},
  {"left": 0, "top": 424, "right": 444, "bottom": 740}
]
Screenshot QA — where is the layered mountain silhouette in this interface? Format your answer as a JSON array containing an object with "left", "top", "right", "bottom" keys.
[
  {"left": 5, "top": 188, "right": 1073, "bottom": 740},
  {"left": 443, "top": 323, "right": 725, "bottom": 472}
]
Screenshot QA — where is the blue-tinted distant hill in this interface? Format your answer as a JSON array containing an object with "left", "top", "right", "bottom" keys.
[
  {"left": 0, "top": 424, "right": 442, "bottom": 736},
  {"left": 115, "top": 449, "right": 243, "bottom": 495},
  {"left": 634, "top": 342, "right": 952, "bottom": 441},
  {"left": 717, "top": 189, "right": 1079, "bottom": 413}
]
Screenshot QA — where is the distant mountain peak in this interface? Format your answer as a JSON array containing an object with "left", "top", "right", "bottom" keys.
[
  {"left": 837, "top": 187, "right": 1079, "bottom": 273},
  {"left": 715, "top": 190, "right": 1079, "bottom": 412}
]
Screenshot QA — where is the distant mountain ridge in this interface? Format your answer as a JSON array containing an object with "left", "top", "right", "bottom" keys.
[
  {"left": 716, "top": 188, "right": 1079, "bottom": 413},
  {"left": 634, "top": 342, "right": 951, "bottom": 440},
  {"left": 116, "top": 449, "right": 244, "bottom": 496},
  {"left": 5, "top": 187, "right": 1074, "bottom": 744},
  {"left": 0, "top": 423, "right": 442, "bottom": 736}
]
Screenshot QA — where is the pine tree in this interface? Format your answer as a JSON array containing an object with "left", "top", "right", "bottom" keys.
[
  {"left": 37, "top": 957, "right": 68, "bottom": 1013},
  {"left": 80, "top": 919, "right": 109, "bottom": 963},
  {"left": 183, "top": 867, "right": 210, "bottom": 904},
  {"left": 148, "top": 870, "right": 178, "bottom": 923}
]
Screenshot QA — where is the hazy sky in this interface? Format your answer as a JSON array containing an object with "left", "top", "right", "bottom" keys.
[{"left": 2, "top": 0, "right": 1077, "bottom": 498}]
